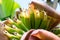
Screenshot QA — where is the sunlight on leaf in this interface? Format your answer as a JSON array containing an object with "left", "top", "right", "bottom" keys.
[
  {"left": 0, "top": 0, "right": 20, "bottom": 20},
  {"left": 11, "top": 2, "right": 21, "bottom": 19}
]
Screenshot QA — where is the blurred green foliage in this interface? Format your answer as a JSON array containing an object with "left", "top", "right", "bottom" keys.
[{"left": 0, "top": 0, "right": 20, "bottom": 20}]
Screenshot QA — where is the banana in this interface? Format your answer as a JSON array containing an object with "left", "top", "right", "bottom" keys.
[
  {"left": 19, "top": 9, "right": 31, "bottom": 30},
  {"left": 52, "top": 27, "right": 60, "bottom": 35},
  {"left": 39, "top": 11, "right": 48, "bottom": 29},
  {"left": 13, "top": 32, "right": 22, "bottom": 39},
  {"left": 4, "top": 25, "right": 25, "bottom": 34},
  {"left": 13, "top": 19, "right": 28, "bottom": 31},
  {"left": 40, "top": 16, "right": 52, "bottom": 30},
  {"left": 4, "top": 18, "right": 14, "bottom": 27},
  {"left": 3, "top": 30, "right": 21, "bottom": 40},
  {"left": 12, "top": 25, "right": 25, "bottom": 34},
  {"left": 57, "top": 34, "right": 60, "bottom": 37},
  {"left": 35, "top": 10, "right": 44, "bottom": 29},
  {"left": 19, "top": 9, "right": 26, "bottom": 24},
  {"left": 4, "top": 18, "right": 28, "bottom": 31},
  {"left": 46, "top": 16, "right": 52, "bottom": 30},
  {"left": 34, "top": 9, "right": 40, "bottom": 29},
  {"left": 24, "top": 10, "right": 31, "bottom": 29},
  {"left": 40, "top": 15, "right": 47, "bottom": 29},
  {"left": 48, "top": 17, "right": 57, "bottom": 30},
  {"left": 29, "top": 8, "right": 35, "bottom": 29}
]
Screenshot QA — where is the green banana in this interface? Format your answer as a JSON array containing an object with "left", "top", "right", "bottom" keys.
[
  {"left": 48, "top": 17, "right": 57, "bottom": 30},
  {"left": 4, "top": 25, "right": 25, "bottom": 34},
  {"left": 57, "top": 34, "right": 60, "bottom": 37},
  {"left": 34, "top": 9, "right": 40, "bottom": 29},
  {"left": 4, "top": 18, "right": 14, "bottom": 27},
  {"left": 46, "top": 16, "right": 52, "bottom": 30},
  {"left": 3, "top": 30, "right": 21, "bottom": 40},
  {"left": 19, "top": 10, "right": 26, "bottom": 24},
  {"left": 20, "top": 9, "right": 32, "bottom": 29},
  {"left": 13, "top": 19, "right": 28, "bottom": 31},
  {"left": 39, "top": 11, "right": 48, "bottom": 29},
  {"left": 13, "top": 32, "right": 22, "bottom": 39},
  {"left": 4, "top": 18, "right": 28, "bottom": 31},
  {"left": 52, "top": 27, "right": 60, "bottom": 35},
  {"left": 12, "top": 25, "right": 25, "bottom": 34},
  {"left": 40, "top": 16, "right": 52, "bottom": 30},
  {"left": 24, "top": 12, "right": 31, "bottom": 29},
  {"left": 29, "top": 8, "right": 35, "bottom": 29},
  {"left": 35, "top": 10, "right": 44, "bottom": 29}
]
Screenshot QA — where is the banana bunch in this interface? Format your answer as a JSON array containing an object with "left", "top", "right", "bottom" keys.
[
  {"left": 1, "top": 18, "right": 28, "bottom": 40},
  {"left": 0, "top": 7, "right": 60, "bottom": 40},
  {"left": 19, "top": 7, "right": 58, "bottom": 30},
  {"left": 0, "top": 21, "right": 24, "bottom": 40}
]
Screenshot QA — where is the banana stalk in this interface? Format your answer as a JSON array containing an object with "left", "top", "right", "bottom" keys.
[{"left": 4, "top": 25, "right": 25, "bottom": 34}]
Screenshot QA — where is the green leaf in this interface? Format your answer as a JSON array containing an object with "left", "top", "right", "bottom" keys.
[
  {"left": 13, "top": 2, "right": 20, "bottom": 10},
  {"left": 0, "top": 4, "right": 3, "bottom": 19},
  {"left": 1, "top": 0, "right": 14, "bottom": 18},
  {"left": 11, "top": 2, "right": 20, "bottom": 19},
  {"left": 0, "top": 0, "right": 20, "bottom": 20}
]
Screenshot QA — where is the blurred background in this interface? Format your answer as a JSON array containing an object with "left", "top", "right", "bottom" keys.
[{"left": 15, "top": 0, "right": 60, "bottom": 12}]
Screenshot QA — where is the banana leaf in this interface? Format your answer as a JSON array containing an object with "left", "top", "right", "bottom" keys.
[{"left": 0, "top": 0, "right": 20, "bottom": 20}]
